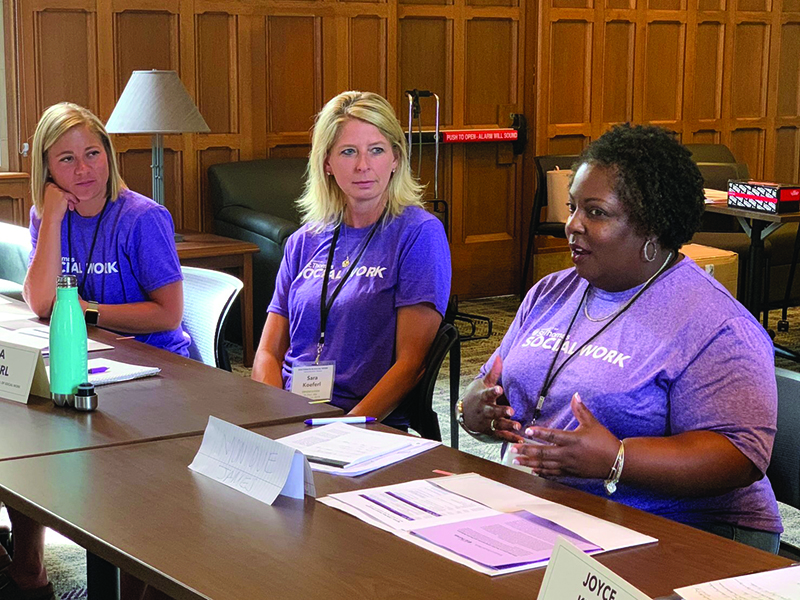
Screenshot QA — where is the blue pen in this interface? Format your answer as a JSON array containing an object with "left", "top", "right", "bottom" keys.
[{"left": 304, "top": 416, "right": 377, "bottom": 426}]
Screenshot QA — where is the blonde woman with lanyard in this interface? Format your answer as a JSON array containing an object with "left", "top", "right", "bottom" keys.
[
  {"left": 458, "top": 124, "right": 781, "bottom": 552},
  {"left": 252, "top": 91, "right": 451, "bottom": 429}
]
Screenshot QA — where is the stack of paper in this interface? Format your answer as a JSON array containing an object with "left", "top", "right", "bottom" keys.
[
  {"left": 278, "top": 422, "right": 440, "bottom": 476},
  {"left": 45, "top": 358, "right": 160, "bottom": 387},
  {"left": 320, "top": 473, "right": 657, "bottom": 576},
  {"left": 704, "top": 188, "right": 728, "bottom": 204}
]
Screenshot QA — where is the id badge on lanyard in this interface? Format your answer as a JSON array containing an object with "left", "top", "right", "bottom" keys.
[{"left": 291, "top": 360, "right": 335, "bottom": 401}]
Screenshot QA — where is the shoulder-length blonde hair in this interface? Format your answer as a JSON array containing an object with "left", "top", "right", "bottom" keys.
[
  {"left": 31, "top": 102, "right": 126, "bottom": 217},
  {"left": 297, "top": 91, "right": 425, "bottom": 229}
]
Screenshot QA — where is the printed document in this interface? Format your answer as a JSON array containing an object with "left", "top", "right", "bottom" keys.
[
  {"left": 320, "top": 474, "right": 655, "bottom": 575},
  {"left": 278, "top": 422, "right": 418, "bottom": 470},
  {"left": 675, "top": 564, "right": 800, "bottom": 599}
]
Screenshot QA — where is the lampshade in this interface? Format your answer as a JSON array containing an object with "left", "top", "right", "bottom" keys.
[{"left": 106, "top": 70, "right": 210, "bottom": 134}]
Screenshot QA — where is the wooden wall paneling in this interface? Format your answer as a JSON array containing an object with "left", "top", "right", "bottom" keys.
[
  {"left": 642, "top": 19, "right": 685, "bottom": 127},
  {"left": 601, "top": 19, "right": 635, "bottom": 125},
  {"left": 548, "top": 19, "right": 592, "bottom": 127},
  {"left": 730, "top": 127, "right": 765, "bottom": 178},
  {"left": 688, "top": 19, "right": 724, "bottom": 122},
  {"left": 737, "top": 0, "right": 769, "bottom": 12},
  {"left": 35, "top": 9, "right": 97, "bottom": 113},
  {"left": 240, "top": 14, "right": 266, "bottom": 159},
  {"left": 114, "top": 9, "right": 178, "bottom": 96},
  {"left": 785, "top": 0, "right": 800, "bottom": 11},
  {"left": 777, "top": 21, "right": 800, "bottom": 118},
  {"left": 197, "top": 145, "right": 238, "bottom": 227},
  {"left": 196, "top": 12, "right": 235, "bottom": 134},
  {"left": 464, "top": 17, "right": 517, "bottom": 126},
  {"left": 399, "top": 16, "right": 452, "bottom": 126},
  {"left": 775, "top": 126, "right": 799, "bottom": 183},
  {"left": 690, "top": 129, "right": 722, "bottom": 143},
  {"left": 268, "top": 145, "right": 310, "bottom": 158},
  {"left": 730, "top": 20, "right": 769, "bottom": 120},
  {"left": 266, "top": 15, "right": 321, "bottom": 136},
  {"left": 349, "top": 15, "right": 387, "bottom": 96}
]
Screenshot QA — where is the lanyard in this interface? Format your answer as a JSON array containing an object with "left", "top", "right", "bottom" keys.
[
  {"left": 316, "top": 213, "right": 384, "bottom": 363},
  {"left": 67, "top": 199, "right": 109, "bottom": 300},
  {"left": 531, "top": 251, "right": 675, "bottom": 425}
]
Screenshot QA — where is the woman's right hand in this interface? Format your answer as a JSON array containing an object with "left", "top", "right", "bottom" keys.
[
  {"left": 461, "top": 355, "right": 524, "bottom": 442},
  {"left": 42, "top": 182, "right": 79, "bottom": 223}
]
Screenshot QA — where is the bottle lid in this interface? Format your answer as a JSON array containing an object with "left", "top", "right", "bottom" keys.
[
  {"left": 57, "top": 275, "right": 78, "bottom": 288},
  {"left": 73, "top": 382, "right": 98, "bottom": 412}
]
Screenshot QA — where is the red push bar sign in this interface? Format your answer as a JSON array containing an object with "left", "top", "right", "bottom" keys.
[{"left": 442, "top": 129, "right": 518, "bottom": 143}]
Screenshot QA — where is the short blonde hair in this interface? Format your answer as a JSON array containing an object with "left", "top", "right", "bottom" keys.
[
  {"left": 31, "top": 103, "right": 126, "bottom": 216},
  {"left": 297, "top": 91, "right": 425, "bottom": 228}
]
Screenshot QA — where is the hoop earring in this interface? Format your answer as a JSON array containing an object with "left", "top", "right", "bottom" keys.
[{"left": 643, "top": 239, "right": 657, "bottom": 263}]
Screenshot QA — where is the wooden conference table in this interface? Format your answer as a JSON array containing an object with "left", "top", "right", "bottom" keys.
[
  {"left": 0, "top": 323, "right": 340, "bottom": 462},
  {"left": 0, "top": 420, "right": 790, "bottom": 600}
]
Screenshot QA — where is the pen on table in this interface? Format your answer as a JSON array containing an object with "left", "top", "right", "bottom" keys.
[
  {"left": 304, "top": 416, "right": 377, "bottom": 426},
  {"left": 307, "top": 399, "right": 330, "bottom": 404},
  {"left": 115, "top": 335, "right": 135, "bottom": 340},
  {"left": 88, "top": 367, "right": 109, "bottom": 375}
]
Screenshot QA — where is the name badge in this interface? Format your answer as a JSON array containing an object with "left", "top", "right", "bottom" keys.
[
  {"left": 538, "top": 537, "right": 652, "bottom": 600},
  {"left": 291, "top": 361, "right": 335, "bottom": 401},
  {"left": 0, "top": 339, "right": 49, "bottom": 404}
]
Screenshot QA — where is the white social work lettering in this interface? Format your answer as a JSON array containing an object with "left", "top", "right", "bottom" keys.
[
  {"left": 301, "top": 262, "right": 387, "bottom": 280},
  {"left": 525, "top": 334, "right": 630, "bottom": 368}
]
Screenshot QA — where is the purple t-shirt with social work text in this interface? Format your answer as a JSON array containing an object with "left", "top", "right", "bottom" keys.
[
  {"left": 269, "top": 206, "right": 451, "bottom": 428},
  {"left": 480, "top": 258, "right": 781, "bottom": 533},
  {"left": 29, "top": 189, "right": 191, "bottom": 357}
]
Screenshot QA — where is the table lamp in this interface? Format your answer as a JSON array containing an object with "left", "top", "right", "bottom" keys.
[{"left": 106, "top": 70, "right": 210, "bottom": 240}]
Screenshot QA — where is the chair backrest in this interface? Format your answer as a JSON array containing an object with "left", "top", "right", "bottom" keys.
[
  {"left": 533, "top": 155, "right": 579, "bottom": 228},
  {"left": 406, "top": 322, "right": 460, "bottom": 441},
  {"left": 685, "top": 143, "right": 737, "bottom": 164},
  {"left": 208, "top": 158, "right": 306, "bottom": 223},
  {"left": 181, "top": 266, "right": 243, "bottom": 370},
  {"left": 767, "top": 368, "right": 800, "bottom": 509},
  {"left": 696, "top": 162, "right": 750, "bottom": 191},
  {"left": 0, "top": 221, "right": 32, "bottom": 285}
]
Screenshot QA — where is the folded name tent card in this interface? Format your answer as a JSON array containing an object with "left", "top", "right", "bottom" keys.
[
  {"left": 537, "top": 537, "right": 652, "bottom": 600},
  {"left": 189, "top": 416, "right": 316, "bottom": 505},
  {"left": 0, "top": 338, "right": 49, "bottom": 404}
]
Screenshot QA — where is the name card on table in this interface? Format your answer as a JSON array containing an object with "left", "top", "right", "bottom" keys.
[
  {"left": 538, "top": 537, "right": 652, "bottom": 600},
  {"left": 0, "top": 339, "right": 49, "bottom": 404},
  {"left": 189, "top": 416, "right": 316, "bottom": 504}
]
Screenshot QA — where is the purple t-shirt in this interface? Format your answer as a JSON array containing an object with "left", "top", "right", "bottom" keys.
[
  {"left": 29, "top": 189, "right": 191, "bottom": 357},
  {"left": 480, "top": 258, "right": 781, "bottom": 533},
  {"left": 269, "top": 206, "right": 451, "bottom": 427}
]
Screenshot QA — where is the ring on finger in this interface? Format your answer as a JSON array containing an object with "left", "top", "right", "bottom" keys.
[{"left": 490, "top": 418, "right": 497, "bottom": 432}]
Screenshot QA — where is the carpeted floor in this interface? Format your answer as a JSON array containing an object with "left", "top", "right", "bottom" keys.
[{"left": 19, "top": 297, "right": 800, "bottom": 598}]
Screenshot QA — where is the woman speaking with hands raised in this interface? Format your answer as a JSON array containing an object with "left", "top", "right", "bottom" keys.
[{"left": 458, "top": 124, "right": 781, "bottom": 552}]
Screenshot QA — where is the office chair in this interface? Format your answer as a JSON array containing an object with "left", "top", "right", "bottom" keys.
[
  {"left": 0, "top": 221, "right": 33, "bottom": 301},
  {"left": 521, "top": 154, "right": 579, "bottom": 295},
  {"left": 768, "top": 368, "right": 800, "bottom": 558},
  {"left": 406, "top": 322, "right": 459, "bottom": 441},
  {"left": 181, "top": 267, "right": 243, "bottom": 371}
]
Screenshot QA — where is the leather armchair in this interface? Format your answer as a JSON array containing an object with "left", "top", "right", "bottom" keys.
[{"left": 208, "top": 158, "right": 305, "bottom": 344}]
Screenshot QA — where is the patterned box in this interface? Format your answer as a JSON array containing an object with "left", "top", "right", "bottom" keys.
[{"left": 727, "top": 180, "right": 800, "bottom": 214}]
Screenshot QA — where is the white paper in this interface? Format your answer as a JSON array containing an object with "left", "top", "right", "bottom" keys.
[
  {"left": 304, "top": 436, "right": 439, "bottom": 476},
  {"left": 674, "top": 564, "right": 800, "bottom": 600},
  {"left": 189, "top": 416, "right": 315, "bottom": 504},
  {"left": 45, "top": 358, "right": 160, "bottom": 387},
  {"left": 704, "top": 188, "right": 729, "bottom": 203},
  {"left": 0, "top": 339, "right": 49, "bottom": 404},
  {"left": 0, "top": 325, "right": 113, "bottom": 356},
  {"left": 433, "top": 473, "right": 657, "bottom": 552},
  {"left": 278, "top": 422, "right": 414, "bottom": 468},
  {"left": 0, "top": 302, "right": 37, "bottom": 323},
  {"left": 538, "top": 537, "right": 652, "bottom": 600}
]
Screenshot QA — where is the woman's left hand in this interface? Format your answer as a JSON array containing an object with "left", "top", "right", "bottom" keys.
[{"left": 511, "top": 393, "right": 620, "bottom": 478}]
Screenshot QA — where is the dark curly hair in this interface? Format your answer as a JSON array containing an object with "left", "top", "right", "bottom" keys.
[{"left": 575, "top": 123, "right": 704, "bottom": 252}]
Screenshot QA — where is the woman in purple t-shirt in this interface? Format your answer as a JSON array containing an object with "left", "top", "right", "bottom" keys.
[
  {"left": 2, "top": 103, "right": 188, "bottom": 600},
  {"left": 252, "top": 91, "right": 451, "bottom": 428},
  {"left": 458, "top": 124, "right": 781, "bottom": 552},
  {"left": 23, "top": 103, "right": 189, "bottom": 357}
]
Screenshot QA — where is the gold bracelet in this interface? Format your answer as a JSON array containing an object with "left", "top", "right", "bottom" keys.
[{"left": 604, "top": 440, "right": 625, "bottom": 495}]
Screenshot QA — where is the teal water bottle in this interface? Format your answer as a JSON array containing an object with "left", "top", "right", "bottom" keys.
[{"left": 49, "top": 275, "right": 88, "bottom": 406}]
